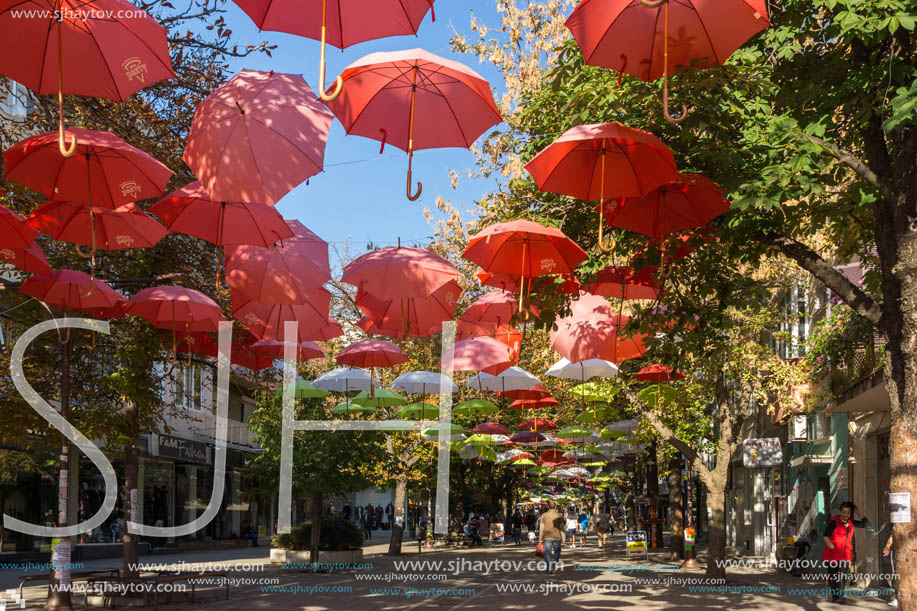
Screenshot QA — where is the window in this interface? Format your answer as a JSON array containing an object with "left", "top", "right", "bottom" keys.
[{"left": 178, "top": 363, "right": 204, "bottom": 411}]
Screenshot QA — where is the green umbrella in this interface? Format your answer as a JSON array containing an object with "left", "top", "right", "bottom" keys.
[
  {"left": 600, "top": 428, "right": 625, "bottom": 440},
  {"left": 422, "top": 423, "right": 466, "bottom": 441},
  {"left": 570, "top": 381, "right": 620, "bottom": 403},
  {"left": 637, "top": 383, "right": 678, "bottom": 409},
  {"left": 275, "top": 379, "right": 328, "bottom": 399},
  {"left": 511, "top": 458, "right": 537, "bottom": 467},
  {"left": 581, "top": 460, "right": 607, "bottom": 467},
  {"left": 555, "top": 425, "right": 595, "bottom": 440},
  {"left": 352, "top": 389, "right": 406, "bottom": 408},
  {"left": 453, "top": 399, "right": 498, "bottom": 417},
  {"left": 459, "top": 444, "right": 496, "bottom": 461},
  {"left": 331, "top": 400, "right": 376, "bottom": 415},
  {"left": 464, "top": 433, "right": 495, "bottom": 445},
  {"left": 396, "top": 402, "right": 439, "bottom": 420},
  {"left": 574, "top": 405, "right": 618, "bottom": 423}
]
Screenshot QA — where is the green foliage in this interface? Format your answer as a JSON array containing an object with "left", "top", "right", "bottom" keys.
[
  {"left": 803, "top": 305, "right": 881, "bottom": 378},
  {"left": 271, "top": 518, "right": 363, "bottom": 551}
]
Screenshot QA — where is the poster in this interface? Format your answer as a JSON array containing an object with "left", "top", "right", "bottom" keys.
[
  {"left": 685, "top": 527, "right": 696, "bottom": 552},
  {"left": 51, "top": 541, "right": 71, "bottom": 587},
  {"left": 743, "top": 438, "right": 783, "bottom": 467},
  {"left": 890, "top": 493, "right": 911, "bottom": 524}
]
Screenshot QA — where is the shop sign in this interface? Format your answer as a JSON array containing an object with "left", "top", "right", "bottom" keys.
[
  {"left": 158, "top": 434, "right": 210, "bottom": 464},
  {"left": 790, "top": 415, "right": 808, "bottom": 442},
  {"left": 743, "top": 438, "right": 783, "bottom": 467},
  {"left": 626, "top": 530, "right": 647, "bottom": 557}
]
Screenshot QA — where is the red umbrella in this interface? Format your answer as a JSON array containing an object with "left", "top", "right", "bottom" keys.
[
  {"left": 635, "top": 364, "right": 685, "bottom": 382},
  {"left": 184, "top": 70, "right": 334, "bottom": 206},
  {"left": 232, "top": 0, "right": 435, "bottom": 102},
  {"left": 172, "top": 331, "right": 218, "bottom": 358},
  {"left": 509, "top": 431, "right": 546, "bottom": 445},
  {"left": 524, "top": 122, "right": 678, "bottom": 251},
  {"left": 477, "top": 271, "right": 581, "bottom": 296},
  {"left": 325, "top": 49, "right": 502, "bottom": 200},
  {"left": 586, "top": 265, "right": 660, "bottom": 301},
  {"left": 500, "top": 384, "right": 552, "bottom": 401},
  {"left": 441, "top": 336, "right": 514, "bottom": 375},
  {"left": 249, "top": 339, "right": 324, "bottom": 361},
  {"left": 20, "top": 269, "right": 125, "bottom": 314},
  {"left": 355, "top": 280, "right": 461, "bottom": 338},
  {"left": 0, "top": 241, "right": 52, "bottom": 277},
  {"left": 460, "top": 290, "right": 517, "bottom": 327},
  {"left": 566, "top": 0, "right": 769, "bottom": 122},
  {"left": 232, "top": 288, "right": 333, "bottom": 342},
  {"left": 0, "top": 0, "right": 173, "bottom": 156},
  {"left": 507, "top": 451, "right": 535, "bottom": 462},
  {"left": 341, "top": 245, "right": 460, "bottom": 301},
  {"left": 151, "top": 181, "right": 294, "bottom": 247},
  {"left": 336, "top": 339, "right": 408, "bottom": 369},
  {"left": 471, "top": 422, "right": 509, "bottom": 435},
  {"left": 519, "top": 418, "right": 557, "bottom": 432},
  {"left": 230, "top": 342, "right": 274, "bottom": 371},
  {"left": 508, "top": 397, "right": 559, "bottom": 410},
  {"left": 26, "top": 202, "right": 168, "bottom": 252},
  {"left": 126, "top": 286, "right": 227, "bottom": 333},
  {"left": 463, "top": 220, "right": 587, "bottom": 314},
  {"left": 539, "top": 449, "right": 567, "bottom": 463},
  {"left": 0, "top": 203, "right": 39, "bottom": 249},
  {"left": 598, "top": 174, "right": 729, "bottom": 239},
  {"left": 225, "top": 220, "right": 329, "bottom": 304},
  {"left": 311, "top": 318, "right": 346, "bottom": 342},
  {"left": 549, "top": 293, "right": 647, "bottom": 363}
]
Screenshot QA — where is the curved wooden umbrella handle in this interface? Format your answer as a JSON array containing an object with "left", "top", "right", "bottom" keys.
[
  {"left": 640, "top": 0, "right": 666, "bottom": 7},
  {"left": 59, "top": 120, "right": 78, "bottom": 157},
  {"left": 663, "top": 81, "right": 688, "bottom": 124},
  {"left": 318, "top": 0, "right": 343, "bottom": 102},
  {"left": 598, "top": 207, "right": 616, "bottom": 253},
  {"left": 406, "top": 152, "right": 422, "bottom": 201}
]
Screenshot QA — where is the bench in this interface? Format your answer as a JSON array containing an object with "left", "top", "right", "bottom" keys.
[
  {"left": 18, "top": 568, "right": 121, "bottom": 608},
  {"left": 85, "top": 570, "right": 230, "bottom": 610}
]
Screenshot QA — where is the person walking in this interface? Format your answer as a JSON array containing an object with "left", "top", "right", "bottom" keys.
[
  {"left": 566, "top": 511, "right": 579, "bottom": 549},
  {"left": 362, "top": 512, "right": 372, "bottom": 541},
  {"left": 538, "top": 501, "right": 565, "bottom": 575},
  {"left": 577, "top": 508, "right": 590, "bottom": 546},
  {"left": 594, "top": 511, "right": 609, "bottom": 548},
  {"left": 511, "top": 511, "right": 523, "bottom": 546},
  {"left": 883, "top": 534, "right": 898, "bottom": 607},
  {"left": 821, "top": 501, "right": 870, "bottom": 604}
]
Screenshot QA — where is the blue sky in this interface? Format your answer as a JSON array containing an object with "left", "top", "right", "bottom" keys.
[{"left": 216, "top": 0, "right": 507, "bottom": 253}]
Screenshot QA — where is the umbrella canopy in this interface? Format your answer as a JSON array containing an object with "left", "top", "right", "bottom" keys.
[
  {"left": 460, "top": 290, "right": 518, "bottom": 327},
  {"left": 471, "top": 422, "right": 509, "bottom": 435},
  {"left": 540, "top": 449, "right": 568, "bottom": 463},
  {"left": 574, "top": 406, "right": 619, "bottom": 424},
  {"left": 353, "top": 389, "right": 406, "bottom": 408},
  {"left": 508, "top": 397, "right": 559, "bottom": 410},
  {"left": 599, "top": 174, "right": 729, "bottom": 240},
  {"left": 509, "top": 431, "right": 548, "bottom": 447},
  {"left": 545, "top": 357, "right": 619, "bottom": 382},
  {"left": 458, "top": 444, "right": 496, "bottom": 461},
  {"left": 183, "top": 70, "right": 333, "bottom": 206},
  {"left": 390, "top": 371, "right": 458, "bottom": 395},
  {"left": 355, "top": 280, "right": 460, "bottom": 338},
  {"left": 395, "top": 402, "right": 438, "bottom": 419},
  {"left": 463, "top": 219, "right": 587, "bottom": 279},
  {"left": 0, "top": 203, "right": 39, "bottom": 249},
  {"left": 0, "top": 241, "right": 51, "bottom": 277},
  {"left": 607, "top": 418, "right": 640, "bottom": 433},
  {"left": 313, "top": 367, "right": 372, "bottom": 393},
  {"left": 20, "top": 269, "right": 125, "bottom": 313},
  {"left": 249, "top": 339, "right": 324, "bottom": 361},
  {"left": 453, "top": 399, "right": 499, "bottom": 417},
  {"left": 422, "top": 423, "right": 466, "bottom": 442},
  {"left": 232, "top": 288, "right": 334, "bottom": 342},
  {"left": 225, "top": 220, "right": 329, "bottom": 305},
  {"left": 499, "top": 384, "right": 553, "bottom": 401},
  {"left": 325, "top": 49, "right": 501, "bottom": 200},
  {"left": 550, "top": 293, "right": 647, "bottom": 363},
  {"left": 27, "top": 202, "right": 168, "bottom": 250},
  {"left": 441, "top": 336, "right": 514, "bottom": 375},
  {"left": 518, "top": 418, "right": 557, "bottom": 432},
  {"left": 331, "top": 400, "right": 376, "bottom": 415},
  {"left": 555, "top": 425, "right": 599, "bottom": 442},
  {"left": 4, "top": 129, "right": 173, "bottom": 208},
  {"left": 341, "top": 246, "right": 460, "bottom": 301},
  {"left": 274, "top": 379, "right": 328, "bottom": 399},
  {"left": 524, "top": 122, "right": 678, "bottom": 251},
  {"left": 467, "top": 366, "right": 540, "bottom": 393},
  {"left": 570, "top": 381, "right": 621, "bottom": 403},
  {"left": 636, "top": 364, "right": 685, "bottom": 382},
  {"left": 151, "top": 181, "right": 294, "bottom": 247},
  {"left": 585, "top": 266, "right": 660, "bottom": 301},
  {"left": 126, "top": 285, "right": 227, "bottom": 333},
  {"left": 336, "top": 339, "right": 408, "bottom": 369},
  {"left": 455, "top": 319, "right": 522, "bottom": 349}
]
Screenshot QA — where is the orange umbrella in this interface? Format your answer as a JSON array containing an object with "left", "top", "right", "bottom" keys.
[
  {"left": 586, "top": 265, "right": 660, "bottom": 301},
  {"left": 325, "top": 49, "right": 502, "bottom": 200}
]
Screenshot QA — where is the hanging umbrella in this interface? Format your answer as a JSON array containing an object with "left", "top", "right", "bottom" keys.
[
  {"left": 555, "top": 426, "right": 600, "bottom": 443},
  {"left": 499, "top": 383, "right": 552, "bottom": 401},
  {"left": 510, "top": 431, "right": 547, "bottom": 447},
  {"left": 26, "top": 202, "right": 168, "bottom": 250},
  {"left": 546, "top": 358, "right": 619, "bottom": 383},
  {"left": 313, "top": 367, "right": 372, "bottom": 393},
  {"left": 232, "top": 288, "right": 333, "bottom": 342},
  {"left": 422, "top": 423, "right": 465, "bottom": 442},
  {"left": 0, "top": 240, "right": 52, "bottom": 277},
  {"left": 20, "top": 269, "right": 125, "bottom": 314},
  {"left": 585, "top": 266, "right": 661, "bottom": 301},
  {"left": 565, "top": 0, "right": 770, "bottom": 122},
  {"left": 463, "top": 220, "right": 587, "bottom": 314},
  {"left": 183, "top": 70, "right": 334, "bottom": 205},
  {"left": 459, "top": 444, "right": 496, "bottom": 461},
  {"left": 336, "top": 339, "right": 408, "bottom": 395},
  {"left": 355, "top": 280, "right": 461, "bottom": 338},
  {"left": 0, "top": 203, "right": 39, "bottom": 249},
  {"left": 390, "top": 371, "right": 458, "bottom": 395},
  {"left": 636, "top": 364, "right": 685, "bottom": 382},
  {"left": 233, "top": 0, "right": 435, "bottom": 102},
  {"left": 477, "top": 271, "right": 581, "bottom": 295},
  {"left": 441, "top": 336, "right": 514, "bottom": 375},
  {"left": 550, "top": 293, "right": 647, "bottom": 363},
  {"left": 353, "top": 389, "right": 406, "bottom": 408},
  {"left": 540, "top": 449, "right": 568, "bottom": 464},
  {"left": 524, "top": 122, "right": 678, "bottom": 251},
  {"left": 341, "top": 245, "right": 459, "bottom": 300},
  {"left": 570, "top": 381, "right": 621, "bottom": 403},
  {"left": 471, "top": 422, "right": 509, "bottom": 435},
  {"left": 466, "top": 366, "right": 540, "bottom": 393},
  {"left": 396, "top": 402, "right": 439, "bottom": 420},
  {"left": 598, "top": 174, "right": 729, "bottom": 240},
  {"left": 249, "top": 339, "right": 324, "bottom": 361},
  {"left": 331, "top": 401, "right": 376, "bottom": 415},
  {"left": 607, "top": 419, "right": 640, "bottom": 434},
  {"left": 310, "top": 318, "right": 345, "bottom": 341},
  {"left": 230, "top": 342, "right": 274, "bottom": 371},
  {"left": 508, "top": 397, "right": 559, "bottom": 410},
  {"left": 274, "top": 379, "right": 329, "bottom": 399},
  {"left": 325, "top": 49, "right": 502, "bottom": 200},
  {"left": 460, "top": 290, "right": 518, "bottom": 327},
  {"left": 455, "top": 319, "right": 522, "bottom": 354},
  {"left": 575, "top": 406, "right": 619, "bottom": 424},
  {"left": 0, "top": 0, "right": 173, "bottom": 156},
  {"left": 126, "top": 285, "right": 227, "bottom": 333},
  {"left": 453, "top": 399, "right": 499, "bottom": 417},
  {"left": 518, "top": 418, "right": 557, "bottom": 432}
]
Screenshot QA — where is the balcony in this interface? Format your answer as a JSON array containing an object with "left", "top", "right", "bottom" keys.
[{"left": 829, "top": 340, "right": 883, "bottom": 397}]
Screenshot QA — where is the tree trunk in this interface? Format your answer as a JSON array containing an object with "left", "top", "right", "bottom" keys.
[
  {"left": 704, "top": 472, "right": 728, "bottom": 580},
  {"left": 387, "top": 474, "right": 407, "bottom": 556},
  {"left": 668, "top": 456, "right": 684, "bottom": 561},
  {"left": 122, "top": 401, "right": 139, "bottom": 580},
  {"left": 47, "top": 336, "right": 72, "bottom": 610},
  {"left": 647, "top": 441, "right": 662, "bottom": 548},
  {"left": 310, "top": 492, "right": 322, "bottom": 568}
]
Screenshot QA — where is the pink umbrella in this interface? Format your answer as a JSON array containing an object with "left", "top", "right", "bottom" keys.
[
  {"left": 183, "top": 70, "right": 334, "bottom": 206},
  {"left": 355, "top": 280, "right": 461, "bottom": 338},
  {"left": 460, "top": 290, "right": 517, "bottom": 327},
  {"left": 0, "top": 203, "right": 39, "bottom": 249},
  {"left": 336, "top": 339, "right": 408, "bottom": 369},
  {"left": 26, "top": 201, "right": 169, "bottom": 251},
  {"left": 126, "top": 286, "right": 227, "bottom": 333},
  {"left": 341, "top": 245, "right": 460, "bottom": 300},
  {"left": 0, "top": 241, "right": 51, "bottom": 277},
  {"left": 310, "top": 317, "right": 345, "bottom": 341},
  {"left": 249, "top": 339, "right": 324, "bottom": 361},
  {"left": 441, "top": 336, "right": 514, "bottom": 375},
  {"left": 549, "top": 293, "right": 647, "bottom": 364},
  {"left": 20, "top": 269, "right": 125, "bottom": 314},
  {"left": 225, "top": 220, "right": 330, "bottom": 304},
  {"left": 471, "top": 423, "right": 510, "bottom": 435},
  {"left": 232, "top": 288, "right": 333, "bottom": 342}
]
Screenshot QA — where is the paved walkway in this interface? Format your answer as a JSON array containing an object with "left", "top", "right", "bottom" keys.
[{"left": 3, "top": 533, "right": 897, "bottom": 610}]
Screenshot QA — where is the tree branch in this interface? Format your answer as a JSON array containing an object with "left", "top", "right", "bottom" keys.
[
  {"left": 755, "top": 232, "right": 883, "bottom": 325},
  {"left": 621, "top": 386, "right": 699, "bottom": 465},
  {"left": 801, "top": 133, "right": 896, "bottom": 202}
]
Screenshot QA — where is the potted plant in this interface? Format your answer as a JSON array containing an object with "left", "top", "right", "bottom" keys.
[{"left": 270, "top": 518, "right": 364, "bottom": 565}]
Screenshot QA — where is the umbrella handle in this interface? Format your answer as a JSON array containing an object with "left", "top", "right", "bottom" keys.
[
  {"left": 318, "top": 0, "right": 343, "bottom": 102},
  {"left": 56, "top": 15, "right": 77, "bottom": 158},
  {"left": 662, "top": 80, "right": 688, "bottom": 124},
  {"left": 406, "top": 152, "right": 422, "bottom": 201},
  {"left": 640, "top": 0, "right": 666, "bottom": 7},
  {"left": 58, "top": 116, "right": 78, "bottom": 157},
  {"left": 598, "top": 205, "right": 616, "bottom": 253}
]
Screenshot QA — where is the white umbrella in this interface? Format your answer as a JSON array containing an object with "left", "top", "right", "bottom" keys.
[
  {"left": 491, "top": 434, "right": 511, "bottom": 444},
  {"left": 313, "top": 367, "right": 372, "bottom": 393},
  {"left": 422, "top": 423, "right": 466, "bottom": 442},
  {"left": 545, "top": 358, "right": 619, "bottom": 382},
  {"left": 467, "top": 366, "right": 540, "bottom": 392},
  {"left": 391, "top": 370, "right": 458, "bottom": 394},
  {"left": 563, "top": 449, "right": 600, "bottom": 461},
  {"left": 607, "top": 418, "right": 640, "bottom": 433}
]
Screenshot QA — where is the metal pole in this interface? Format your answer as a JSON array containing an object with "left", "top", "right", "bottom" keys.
[{"left": 684, "top": 456, "right": 697, "bottom": 568}]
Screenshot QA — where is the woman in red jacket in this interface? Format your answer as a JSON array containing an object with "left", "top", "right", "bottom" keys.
[{"left": 821, "top": 501, "right": 870, "bottom": 603}]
